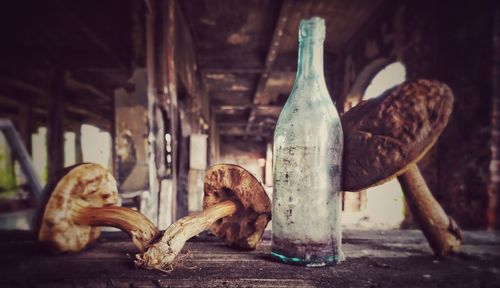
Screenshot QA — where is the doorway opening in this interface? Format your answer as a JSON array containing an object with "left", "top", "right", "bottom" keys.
[{"left": 343, "top": 61, "right": 407, "bottom": 229}]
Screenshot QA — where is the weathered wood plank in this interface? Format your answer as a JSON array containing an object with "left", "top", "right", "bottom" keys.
[{"left": 0, "top": 230, "right": 499, "bottom": 288}]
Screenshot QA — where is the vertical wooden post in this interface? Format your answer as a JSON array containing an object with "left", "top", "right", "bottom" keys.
[
  {"left": 264, "top": 143, "right": 272, "bottom": 186},
  {"left": 209, "top": 114, "right": 219, "bottom": 166},
  {"left": 177, "top": 134, "right": 189, "bottom": 217},
  {"left": 47, "top": 67, "right": 65, "bottom": 180},
  {"left": 17, "top": 104, "right": 32, "bottom": 155},
  {"left": 164, "top": 0, "right": 179, "bottom": 221},
  {"left": 144, "top": 0, "right": 159, "bottom": 226},
  {"left": 75, "top": 126, "right": 83, "bottom": 164}
]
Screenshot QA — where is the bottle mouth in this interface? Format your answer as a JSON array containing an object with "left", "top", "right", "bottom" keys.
[{"left": 298, "top": 17, "right": 325, "bottom": 42}]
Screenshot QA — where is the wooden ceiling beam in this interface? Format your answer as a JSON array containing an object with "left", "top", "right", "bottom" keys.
[
  {"left": 0, "top": 77, "right": 46, "bottom": 97},
  {"left": 202, "top": 67, "right": 264, "bottom": 74},
  {"left": 212, "top": 104, "right": 282, "bottom": 114},
  {"left": 0, "top": 76, "right": 111, "bottom": 130},
  {"left": 0, "top": 93, "right": 109, "bottom": 131},
  {"left": 245, "top": 0, "right": 293, "bottom": 132},
  {"left": 65, "top": 104, "right": 110, "bottom": 131},
  {"left": 212, "top": 105, "right": 249, "bottom": 114},
  {"left": 1, "top": 74, "right": 111, "bottom": 103},
  {"left": 65, "top": 73, "right": 111, "bottom": 102},
  {"left": 218, "top": 124, "right": 272, "bottom": 137},
  {"left": 217, "top": 122, "right": 247, "bottom": 127}
]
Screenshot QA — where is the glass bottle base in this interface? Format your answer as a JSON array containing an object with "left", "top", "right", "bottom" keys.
[
  {"left": 270, "top": 250, "right": 340, "bottom": 267},
  {"left": 271, "top": 236, "right": 343, "bottom": 267}
]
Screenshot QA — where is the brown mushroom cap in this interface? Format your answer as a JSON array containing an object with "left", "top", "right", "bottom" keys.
[
  {"left": 342, "top": 79, "right": 454, "bottom": 191},
  {"left": 204, "top": 164, "right": 271, "bottom": 250},
  {"left": 37, "top": 163, "right": 119, "bottom": 253}
]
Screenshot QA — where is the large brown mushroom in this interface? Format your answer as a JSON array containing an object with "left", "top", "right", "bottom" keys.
[
  {"left": 36, "top": 163, "right": 159, "bottom": 253},
  {"left": 135, "top": 164, "right": 271, "bottom": 270},
  {"left": 342, "top": 79, "right": 462, "bottom": 256}
]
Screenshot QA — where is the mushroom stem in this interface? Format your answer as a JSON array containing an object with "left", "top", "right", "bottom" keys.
[
  {"left": 398, "top": 164, "right": 463, "bottom": 257},
  {"left": 73, "top": 206, "right": 160, "bottom": 252},
  {"left": 134, "top": 200, "right": 237, "bottom": 270}
]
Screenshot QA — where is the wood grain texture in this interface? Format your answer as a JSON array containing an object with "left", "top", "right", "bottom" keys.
[{"left": 0, "top": 230, "right": 499, "bottom": 287}]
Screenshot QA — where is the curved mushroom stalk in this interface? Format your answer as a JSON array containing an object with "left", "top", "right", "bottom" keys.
[
  {"left": 398, "top": 164, "right": 462, "bottom": 256},
  {"left": 37, "top": 163, "right": 159, "bottom": 253},
  {"left": 135, "top": 164, "right": 271, "bottom": 271},
  {"left": 134, "top": 200, "right": 237, "bottom": 269},
  {"left": 73, "top": 205, "right": 160, "bottom": 252}
]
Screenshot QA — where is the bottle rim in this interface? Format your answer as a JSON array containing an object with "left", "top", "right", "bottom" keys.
[{"left": 298, "top": 17, "right": 325, "bottom": 42}]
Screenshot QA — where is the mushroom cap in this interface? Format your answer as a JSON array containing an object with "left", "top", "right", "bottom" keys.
[
  {"left": 203, "top": 164, "right": 271, "bottom": 250},
  {"left": 342, "top": 79, "right": 454, "bottom": 191},
  {"left": 36, "top": 163, "right": 119, "bottom": 253}
]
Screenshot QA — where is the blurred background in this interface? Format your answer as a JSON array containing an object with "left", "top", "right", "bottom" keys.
[{"left": 0, "top": 0, "right": 496, "bottom": 232}]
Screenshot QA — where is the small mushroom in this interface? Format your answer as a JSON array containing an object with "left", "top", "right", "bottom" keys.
[
  {"left": 36, "top": 163, "right": 159, "bottom": 253},
  {"left": 135, "top": 164, "right": 271, "bottom": 270},
  {"left": 342, "top": 79, "right": 462, "bottom": 256}
]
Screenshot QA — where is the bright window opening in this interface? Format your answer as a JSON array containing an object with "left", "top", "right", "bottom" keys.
[
  {"left": 32, "top": 127, "right": 48, "bottom": 185},
  {"left": 81, "top": 124, "right": 112, "bottom": 170},
  {"left": 364, "top": 62, "right": 406, "bottom": 100},
  {"left": 64, "top": 132, "right": 76, "bottom": 167}
]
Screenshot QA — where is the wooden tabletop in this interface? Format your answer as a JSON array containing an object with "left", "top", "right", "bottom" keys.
[{"left": 0, "top": 229, "right": 499, "bottom": 288}]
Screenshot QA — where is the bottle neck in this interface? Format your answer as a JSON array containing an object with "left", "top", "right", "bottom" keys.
[{"left": 296, "top": 40, "right": 325, "bottom": 81}]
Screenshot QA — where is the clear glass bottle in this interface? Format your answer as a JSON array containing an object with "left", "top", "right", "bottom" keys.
[{"left": 271, "top": 17, "right": 343, "bottom": 267}]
